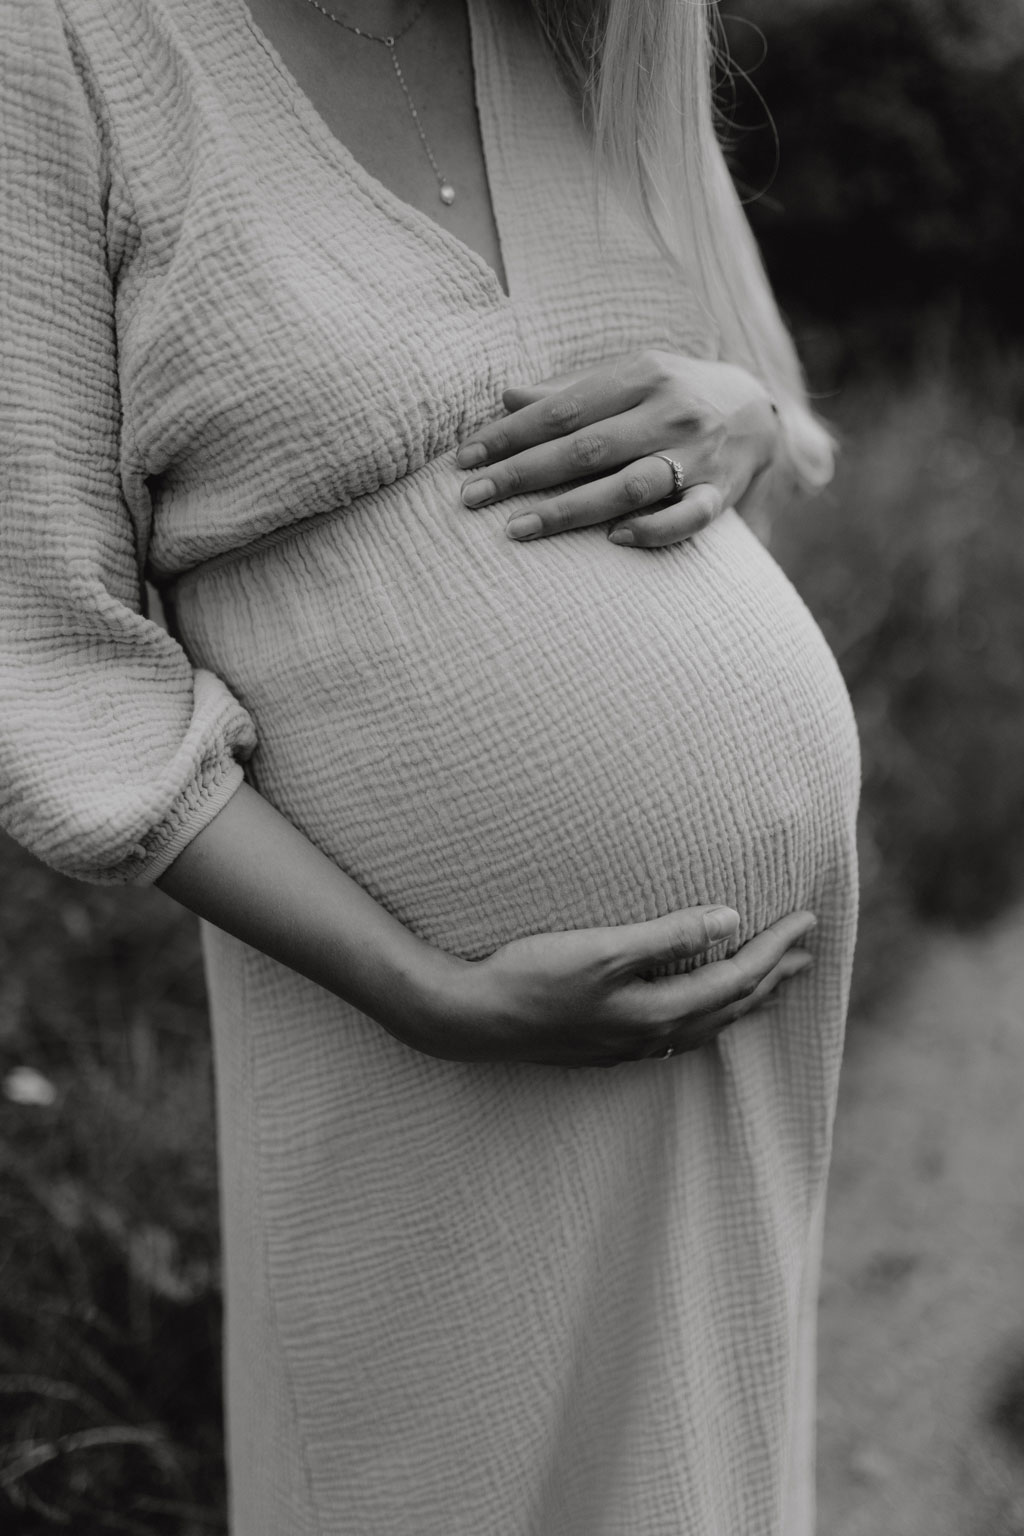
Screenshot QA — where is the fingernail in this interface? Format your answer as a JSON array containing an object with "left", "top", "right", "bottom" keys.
[
  {"left": 608, "top": 527, "right": 635, "bottom": 546},
  {"left": 506, "top": 513, "right": 543, "bottom": 540},
  {"left": 457, "top": 442, "right": 488, "bottom": 469},
  {"left": 704, "top": 906, "right": 739, "bottom": 941},
  {"left": 462, "top": 477, "right": 496, "bottom": 507}
]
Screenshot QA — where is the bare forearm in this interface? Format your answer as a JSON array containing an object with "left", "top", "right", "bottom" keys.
[
  {"left": 155, "top": 781, "right": 815, "bottom": 1069},
  {"left": 156, "top": 781, "right": 461, "bottom": 1038}
]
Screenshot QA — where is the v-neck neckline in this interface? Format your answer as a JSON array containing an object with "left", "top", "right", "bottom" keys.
[{"left": 235, "top": 0, "right": 515, "bottom": 305}]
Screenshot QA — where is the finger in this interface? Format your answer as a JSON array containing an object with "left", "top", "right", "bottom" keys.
[
  {"left": 499, "top": 454, "right": 696, "bottom": 542},
  {"left": 676, "top": 948, "right": 813, "bottom": 1038},
  {"left": 532, "top": 945, "right": 813, "bottom": 1068},
  {"left": 548, "top": 945, "right": 813, "bottom": 1067},
  {"left": 607, "top": 905, "right": 741, "bottom": 977},
  {"left": 460, "top": 408, "right": 650, "bottom": 508},
  {"left": 457, "top": 366, "right": 646, "bottom": 470},
  {"left": 624, "top": 910, "right": 817, "bottom": 1027},
  {"left": 500, "top": 371, "right": 588, "bottom": 411},
  {"left": 608, "top": 482, "right": 725, "bottom": 549},
  {"left": 644, "top": 952, "right": 811, "bottom": 1059},
  {"left": 637, "top": 957, "right": 809, "bottom": 1059}
]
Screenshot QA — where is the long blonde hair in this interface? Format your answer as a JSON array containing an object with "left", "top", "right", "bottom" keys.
[{"left": 527, "top": 0, "right": 835, "bottom": 492}]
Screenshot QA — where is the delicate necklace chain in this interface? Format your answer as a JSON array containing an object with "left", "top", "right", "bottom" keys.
[
  {"left": 301, "top": 0, "right": 456, "bottom": 205},
  {"left": 303, "top": 0, "right": 429, "bottom": 46}
]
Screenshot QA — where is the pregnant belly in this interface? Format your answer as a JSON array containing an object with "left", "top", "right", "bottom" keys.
[{"left": 173, "top": 457, "right": 859, "bottom": 957}]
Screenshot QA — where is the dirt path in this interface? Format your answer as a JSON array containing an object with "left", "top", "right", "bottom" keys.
[{"left": 818, "top": 906, "right": 1024, "bottom": 1535}]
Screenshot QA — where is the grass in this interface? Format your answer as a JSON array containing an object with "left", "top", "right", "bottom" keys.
[{"left": 1, "top": 365, "right": 1023, "bottom": 1530}]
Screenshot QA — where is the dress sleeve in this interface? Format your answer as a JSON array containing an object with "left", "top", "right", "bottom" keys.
[{"left": 0, "top": 0, "right": 257, "bottom": 885}]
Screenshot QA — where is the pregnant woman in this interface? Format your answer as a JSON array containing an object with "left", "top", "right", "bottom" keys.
[{"left": 0, "top": 0, "right": 859, "bottom": 1529}]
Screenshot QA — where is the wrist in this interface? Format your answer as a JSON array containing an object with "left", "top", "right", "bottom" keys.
[
  {"left": 727, "top": 390, "right": 780, "bottom": 511},
  {"left": 750, "top": 389, "right": 781, "bottom": 475},
  {"left": 392, "top": 945, "right": 523, "bottom": 1064},
  {"left": 366, "top": 936, "right": 485, "bottom": 1058}
]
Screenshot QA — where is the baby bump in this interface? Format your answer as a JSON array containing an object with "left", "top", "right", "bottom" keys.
[{"left": 172, "top": 459, "right": 859, "bottom": 956}]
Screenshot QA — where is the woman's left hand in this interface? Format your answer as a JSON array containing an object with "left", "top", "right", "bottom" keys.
[{"left": 457, "top": 349, "right": 780, "bottom": 548}]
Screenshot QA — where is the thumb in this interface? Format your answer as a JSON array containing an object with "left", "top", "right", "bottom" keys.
[{"left": 615, "top": 906, "right": 740, "bottom": 970}]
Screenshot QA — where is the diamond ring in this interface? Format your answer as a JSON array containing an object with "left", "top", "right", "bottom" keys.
[{"left": 651, "top": 453, "right": 687, "bottom": 504}]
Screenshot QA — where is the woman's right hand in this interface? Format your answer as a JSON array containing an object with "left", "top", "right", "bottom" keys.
[
  {"left": 406, "top": 906, "right": 816, "bottom": 1067},
  {"left": 156, "top": 785, "right": 814, "bottom": 1072}
]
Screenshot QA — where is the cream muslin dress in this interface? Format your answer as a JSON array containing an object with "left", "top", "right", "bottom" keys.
[{"left": 0, "top": 0, "right": 859, "bottom": 1530}]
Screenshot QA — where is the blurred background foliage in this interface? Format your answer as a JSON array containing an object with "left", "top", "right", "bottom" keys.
[
  {"left": 2, "top": 0, "right": 1022, "bottom": 1529},
  {"left": 721, "top": 0, "right": 1024, "bottom": 381},
  {"left": 721, "top": 0, "right": 1024, "bottom": 1006},
  {"left": 0, "top": 864, "right": 224, "bottom": 1533}
]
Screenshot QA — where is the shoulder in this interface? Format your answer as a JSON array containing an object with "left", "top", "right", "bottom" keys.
[
  {"left": 0, "top": 0, "right": 204, "bottom": 96},
  {"left": 0, "top": 0, "right": 133, "bottom": 54},
  {"left": 0, "top": 0, "right": 103, "bottom": 180},
  {"left": 0, "top": 0, "right": 151, "bottom": 257},
  {"left": 1, "top": 0, "right": 222, "bottom": 206}
]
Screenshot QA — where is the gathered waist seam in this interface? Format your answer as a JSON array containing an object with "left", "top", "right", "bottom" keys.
[
  {"left": 147, "top": 444, "right": 466, "bottom": 595},
  {"left": 150, "top": 503, "right": 346, "bottom": 595}
]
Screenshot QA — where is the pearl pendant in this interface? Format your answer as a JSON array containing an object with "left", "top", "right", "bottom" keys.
[{"left": 439, "top": 182, "right": 456, "bottom": 206}]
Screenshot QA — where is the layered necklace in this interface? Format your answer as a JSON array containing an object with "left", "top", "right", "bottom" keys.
[{"left": 301, "top": 0, "right": 457, "bottom": 205}]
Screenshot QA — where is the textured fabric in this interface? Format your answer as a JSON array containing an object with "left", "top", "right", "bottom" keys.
[
  {"left": 0, "top": 0, "right": 257, "bottom": 882},
  {"left": 0, "top": 0, "right": 860, "bottom": 1529}
]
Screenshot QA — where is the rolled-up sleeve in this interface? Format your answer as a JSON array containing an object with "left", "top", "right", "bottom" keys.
[{"left": 0, "top": 0, "right": 257, "bottom": 884}]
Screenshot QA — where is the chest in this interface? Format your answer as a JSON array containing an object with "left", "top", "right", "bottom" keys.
[
  {"left": 104, "top": 0, "right": 717, "bottom": 555},
  {"left": 242, "top": 0, "right": 508, "bottom": 292}
]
